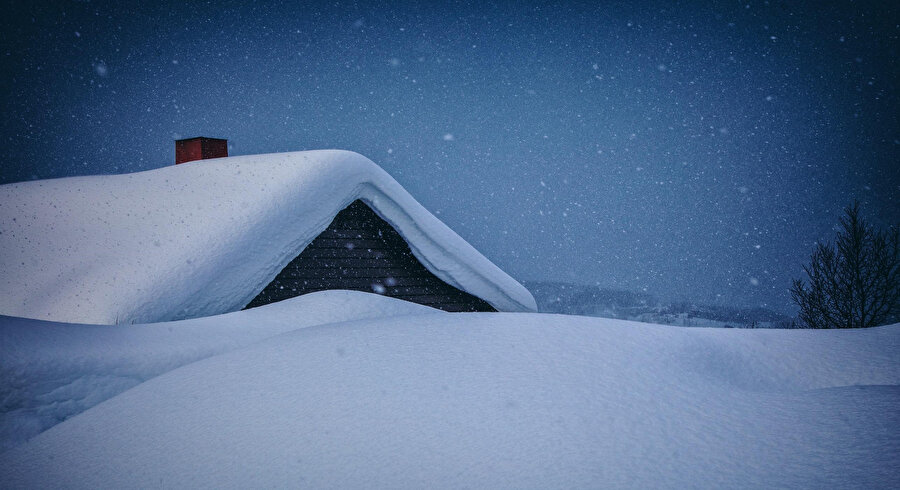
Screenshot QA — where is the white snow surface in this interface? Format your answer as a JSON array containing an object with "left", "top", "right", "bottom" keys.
[
  {"left": 0, "top": 290, "right": 440, "bottom": 451},
  {"left": 1, "top": 296, "right": 898, "bottom": 488},
  {"left": 0, "top": 150, "right": 536, "bottom": 324}
]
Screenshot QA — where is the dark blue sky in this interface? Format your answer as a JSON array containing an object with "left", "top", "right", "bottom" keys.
[{"left": 2, "top": 1, "right": 898, "bottom": 314}]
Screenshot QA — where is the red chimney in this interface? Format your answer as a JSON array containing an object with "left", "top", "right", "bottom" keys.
[{"left": 175, "top": 137, "right": 228, "bottom": 164}]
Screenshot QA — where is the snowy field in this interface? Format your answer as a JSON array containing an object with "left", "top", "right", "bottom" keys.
[{"left": 2, "top": 291, "right": 898, "bottom": 488}]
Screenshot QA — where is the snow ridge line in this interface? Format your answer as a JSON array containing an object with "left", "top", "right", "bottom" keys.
[{"left": 0, "top": 291, "right": 442, "bottom": 452}]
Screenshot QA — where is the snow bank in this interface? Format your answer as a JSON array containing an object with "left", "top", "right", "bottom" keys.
[
  {"left": 0, "top": 290, "right": 440, "bottom": 451},
  {"left": 2, "top": 310, "right": 898, "bottom": 488},
  {"left": 0, "top": 150, "right": 536, "bottom": 324}
]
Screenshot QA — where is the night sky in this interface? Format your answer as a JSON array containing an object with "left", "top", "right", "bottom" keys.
[{"left": 2, "top": 1, "right": 898, "bottom": 315}]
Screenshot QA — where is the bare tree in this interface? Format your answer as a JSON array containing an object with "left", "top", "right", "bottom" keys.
[{"left": 790, "top": 202, "right": 900, "bottom": 328}]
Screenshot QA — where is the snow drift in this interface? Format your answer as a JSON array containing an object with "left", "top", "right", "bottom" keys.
[
  {"left": 0, "top": 150, "right": 536, "bottom": 324},
  {"left": 0, "top": 290, "right": 440, "bottom": 451},
  {"left": 1, "top": 301, "right": 898, "bottom": 488}
]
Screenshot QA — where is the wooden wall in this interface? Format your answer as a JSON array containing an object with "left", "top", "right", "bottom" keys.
[{"left": 243, "top": 200, "right": 496, "bottom": 312}]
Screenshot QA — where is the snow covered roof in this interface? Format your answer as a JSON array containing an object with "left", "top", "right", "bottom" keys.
[{"left": 0, "top": 150, "right": 537, "bottom": 324}]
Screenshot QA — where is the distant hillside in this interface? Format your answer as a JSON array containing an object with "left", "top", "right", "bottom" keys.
[{"left": 523, "top": 281, "right": 794, "bottom": 328}]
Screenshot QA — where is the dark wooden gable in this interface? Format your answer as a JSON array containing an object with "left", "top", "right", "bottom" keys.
[{"left": 243, "top": 200, "right": 496, "bottom": 312}]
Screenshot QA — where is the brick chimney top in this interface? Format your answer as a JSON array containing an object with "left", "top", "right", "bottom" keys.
[{"left": 175, "top": 137, "right": 228, "bottom": 164}]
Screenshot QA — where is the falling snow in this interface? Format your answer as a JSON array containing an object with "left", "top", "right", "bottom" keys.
[{"left": 0, "top": 1, "right": 897, "bottom": 315}]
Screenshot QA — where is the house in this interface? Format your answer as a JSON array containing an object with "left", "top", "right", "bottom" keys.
[
  {"left": 244, "top": 199, "right": 497, "bottom": 312},
  {"left": 0, "top": 149, "right": 536, "bottom": 324}
]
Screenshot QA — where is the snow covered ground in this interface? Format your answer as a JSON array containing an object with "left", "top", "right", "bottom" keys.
[
  {"left": 0, "top": 290, "right": 439, "bottom": 451},
  {"left": 2, "top": 291, "right": 898, "bottom": 488},
  {"left": 526, "top": 281, "right": 793, "bottom": 328}
]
